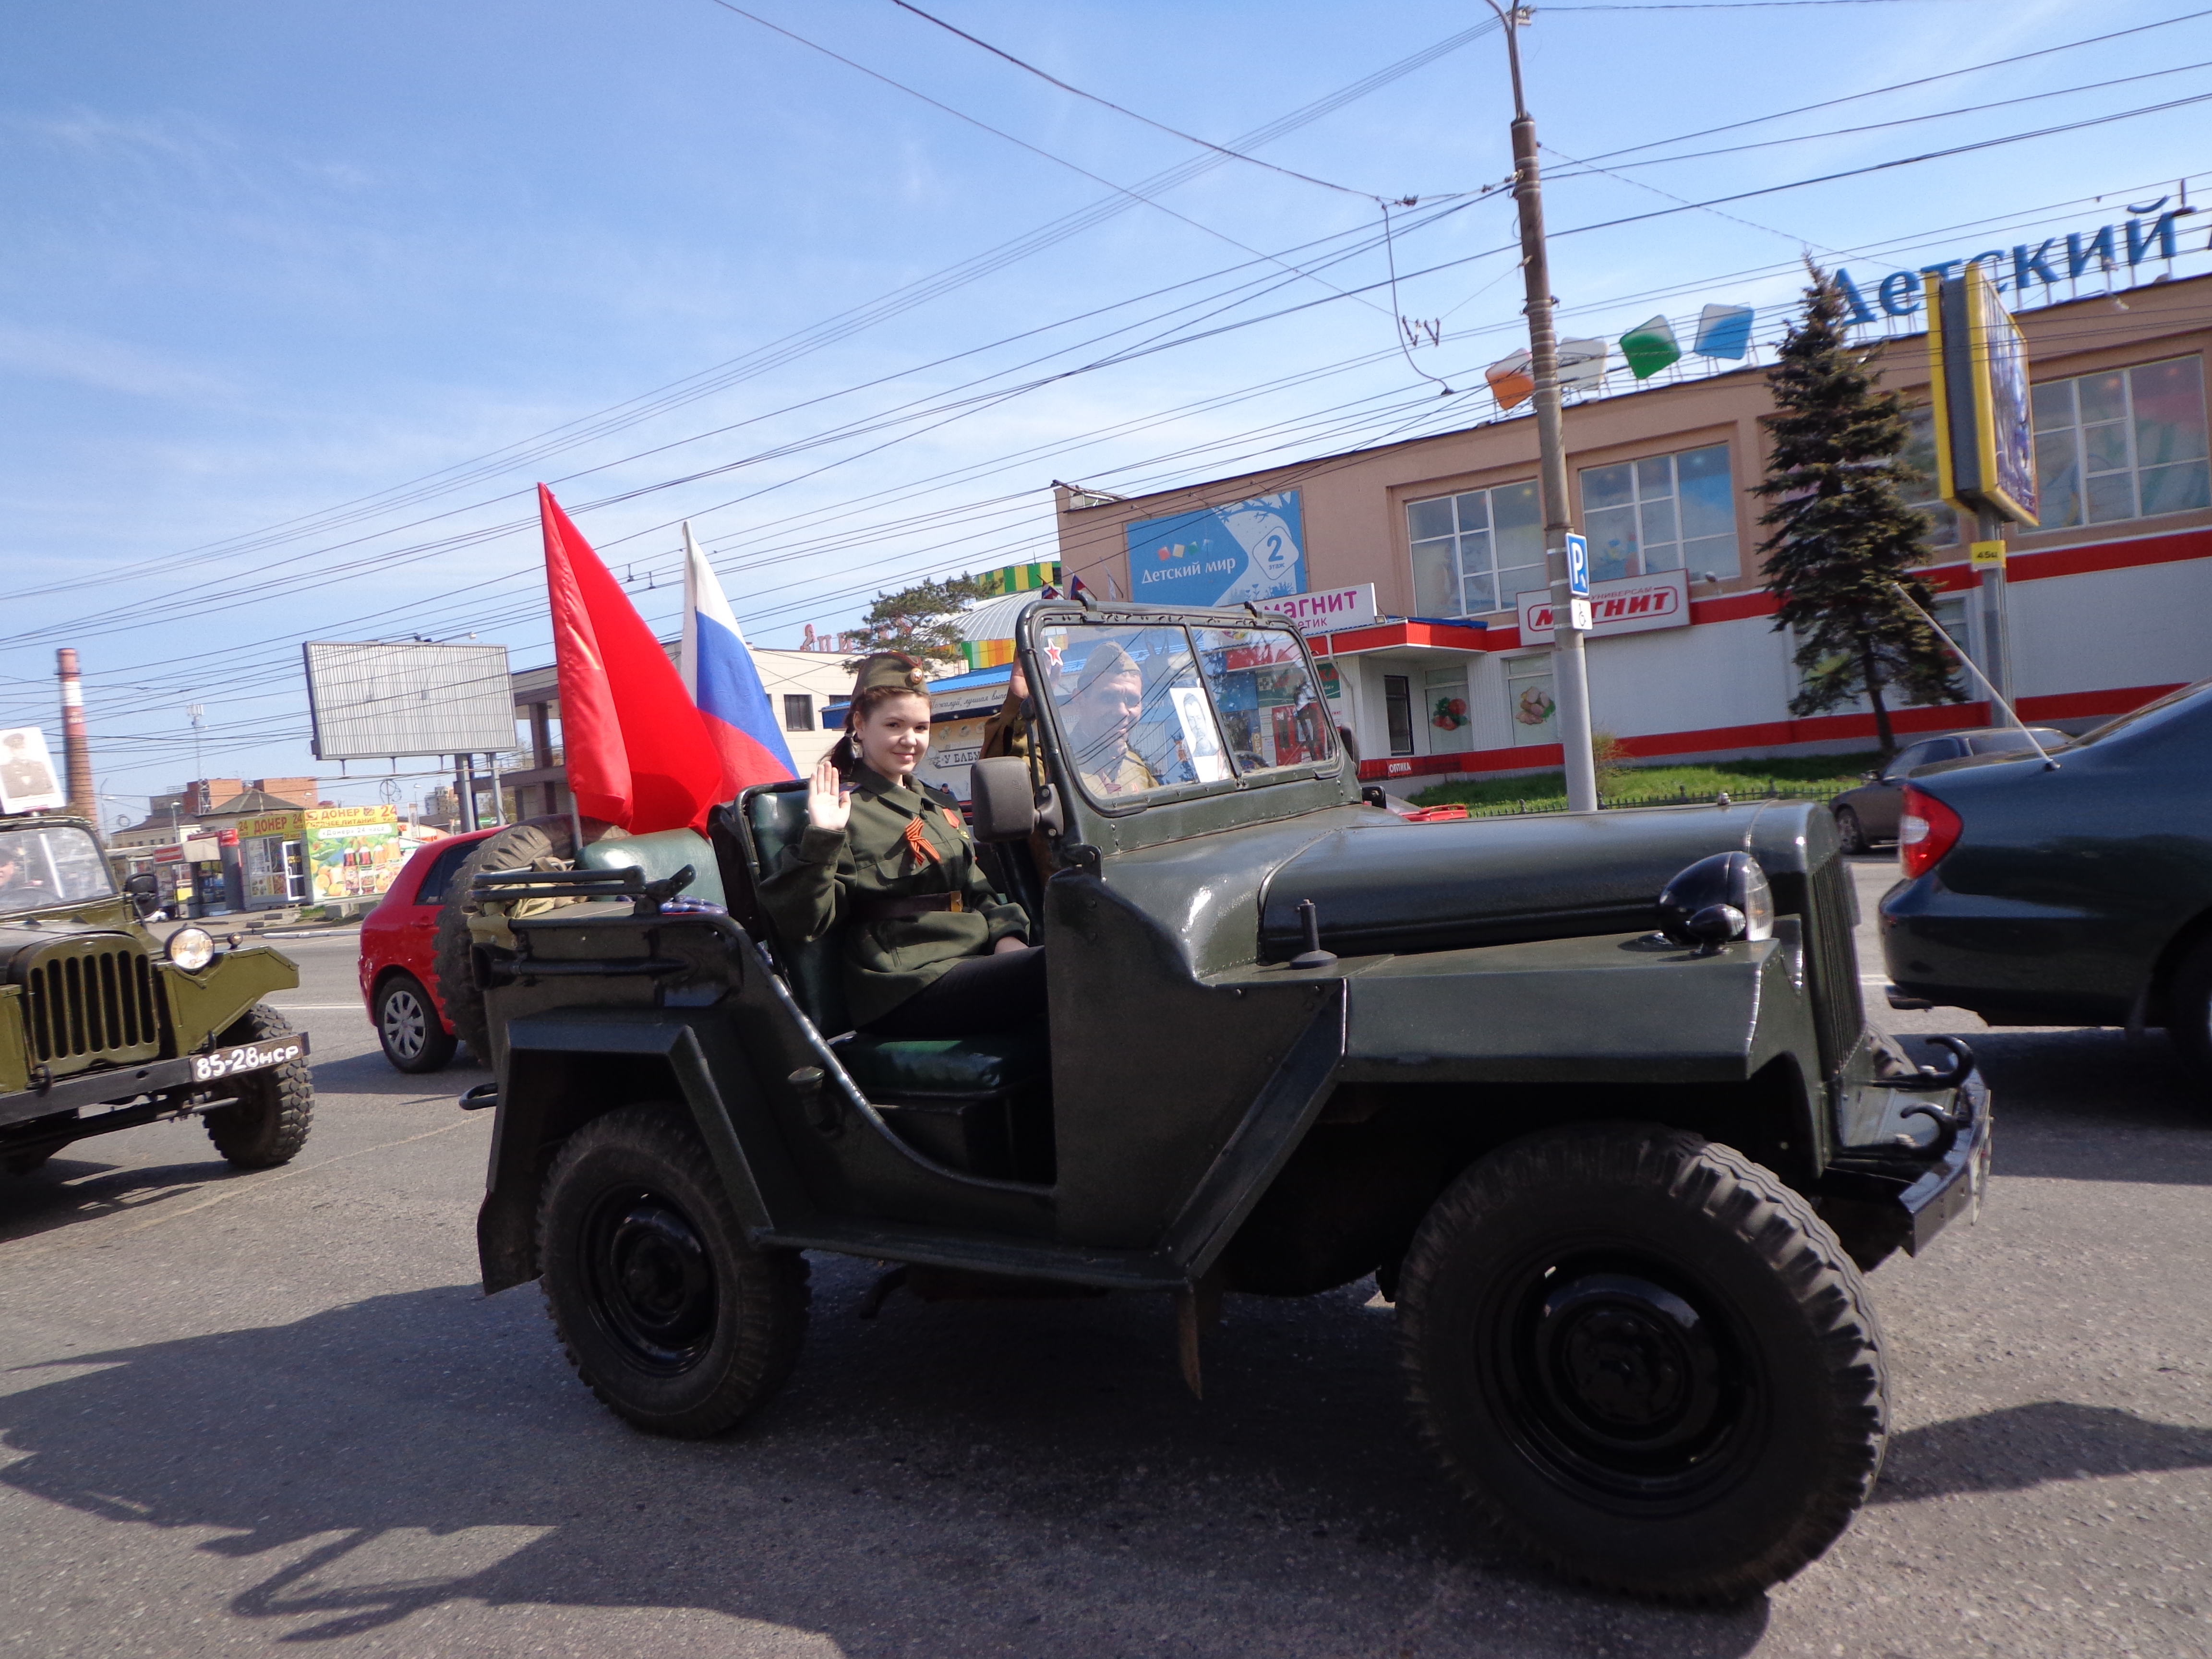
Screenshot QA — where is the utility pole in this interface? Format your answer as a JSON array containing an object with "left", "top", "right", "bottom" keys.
[
  {"left": 187, "top": 703, "right": 206, "bottom": 803},
  {"left": 1487, "top": 3, "right": 1600, "bottom": 812},
  {"left": 1972, "top": 508, "right": 2014, "bottom": 711}
]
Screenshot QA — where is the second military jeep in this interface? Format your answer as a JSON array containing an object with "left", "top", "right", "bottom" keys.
[
  {"left": 0, "top": 814, "right": 313, "bottom": 1176},
  {"left": 465, "top": 601, "right": 1987, "bottom": 1604}
]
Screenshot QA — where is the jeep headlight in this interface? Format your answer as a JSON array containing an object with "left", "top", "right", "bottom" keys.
[
  {"left": 1656, "top": 852, "right": 1774, "bottom": 950},
  {"left": 165, "top": 926, "right": 217, "bottom": 972}
]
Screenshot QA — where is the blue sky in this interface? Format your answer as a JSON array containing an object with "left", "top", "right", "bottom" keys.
[{"left": 2, "top": 0, "right": 2207, "bottom": 819}]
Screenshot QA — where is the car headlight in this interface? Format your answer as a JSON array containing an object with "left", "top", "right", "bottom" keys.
[
  {"left": 1656, "top": 852, "right": 1774, "bottom": 951},
  {"left": 165, "top": 926, "right": 217, "bottom": 972}
]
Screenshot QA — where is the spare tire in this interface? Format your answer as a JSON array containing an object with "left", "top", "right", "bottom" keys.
[{"left": 432, "top": 815, "right": 625, "bottom": 1059}]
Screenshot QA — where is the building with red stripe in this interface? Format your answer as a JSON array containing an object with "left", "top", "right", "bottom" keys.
[{"left": 1053, "top": 273, "right": 2211, "bottom": 784}]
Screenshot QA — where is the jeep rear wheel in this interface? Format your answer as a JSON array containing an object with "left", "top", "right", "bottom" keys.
[
  {"left": 202, "top": 1005, "right": 314, "bottom": 1169},
  {"left": 539, "top": 1106, "right": 809, "bottom": 1437},
  {"left": 1398, "top": 1124, "right": 1887, "bottom": 1604},
  {"left": 431, "top": 815, "right": 623, "bottom": 1059}
]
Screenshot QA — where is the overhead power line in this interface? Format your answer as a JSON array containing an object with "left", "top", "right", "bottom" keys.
[
  {"left": 887, "top": 0, "right": 1397, "bottom": 201},
  {"left": 1574, "top": 7, "right": 2212, "bottom": 163},
  {"left": 9, "top": 16, "right": 1502, "bottom": 611}
]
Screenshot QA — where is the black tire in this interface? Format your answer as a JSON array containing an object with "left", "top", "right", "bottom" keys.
[
  {"left": 1833, "top": 805, "right": 1870, "bottom": 855},
  {"left": 202, "top": 1005, "right": 314, "bottom": 1169},
  {"left": 431, "top": 815, "right": 623, "bottom": 1058},
  {"left": 538, "top": 1106, "right": 809, "bottom": 1437},
  {"left": 1398, "top": 1124, "right": 1887, "bottom": 1605},
  {"left": 2167, "top": 935, "right": 2212, "bottom": 1097},
  {"left": 375, "top": 973, "right": 457, "bottom": 1073}
]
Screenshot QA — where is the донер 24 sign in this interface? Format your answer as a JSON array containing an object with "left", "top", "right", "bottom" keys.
[{"left": 1125, "top": 492, "right": 1307, "bottom": 607}]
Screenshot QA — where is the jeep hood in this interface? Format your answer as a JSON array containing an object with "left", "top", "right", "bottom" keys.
[{"left": 1258, "top": 805, "right": 1786, "bottom": 960}]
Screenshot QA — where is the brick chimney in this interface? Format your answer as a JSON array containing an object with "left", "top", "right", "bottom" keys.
[{"left": 57, "top": 648, "right": 96, "bottom": 829}]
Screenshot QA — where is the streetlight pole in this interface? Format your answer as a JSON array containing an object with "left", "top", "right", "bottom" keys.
[{"left": 1484, "top": 3, "right": 1599, "bottom": 812}]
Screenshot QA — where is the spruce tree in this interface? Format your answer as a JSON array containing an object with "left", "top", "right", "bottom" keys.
[
  {"left": 842, "top": 572, "right": 989, "bottom": 669},
  {"left": 1757, "top": 261, "right": 1959, "bottom": 758}
]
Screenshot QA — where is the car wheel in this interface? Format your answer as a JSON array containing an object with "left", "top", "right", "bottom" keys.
[
  {"left": 375, "top": 973, "right": 456, "bottom": 1073},
  {"left": 2168, "top": 936, "right": 2212, "bottom": 1101},
  {"left": 538, "top": 1106, "right": 810, "bottom": 1437},
  {"left": 202, "top": 1005, "right": 315, "bottom": 1169},
  {"left": 1833, "top": 806, "right": 1870, "bottom": 855},
  {"left": 1397, "top": 1124, "right": 1887, "bottom": 1604}
]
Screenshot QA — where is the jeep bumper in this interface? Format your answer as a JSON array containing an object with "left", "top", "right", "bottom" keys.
[
  {"left": 0, "top": 1032, "right": 311, "bottom": 1133},
  {"left": 1820, "top": 1067, "right": 1992, "bottom": 1257}
]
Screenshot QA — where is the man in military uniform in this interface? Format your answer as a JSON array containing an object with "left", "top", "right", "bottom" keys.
[{"left": 1059, "top": 640, "right": 1160, "bottom": 799}]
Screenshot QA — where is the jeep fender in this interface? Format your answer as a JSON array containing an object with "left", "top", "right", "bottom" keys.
[{"left": 476, "top": 1007, "right": 797, "bottom": 1294}]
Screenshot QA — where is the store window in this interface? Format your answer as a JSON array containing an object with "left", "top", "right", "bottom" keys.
[
  {"left": 781, "top": 693, "right": 815, "bottom": 733},
  {"left": 1899, "top": 407, "right": 1961, "bottom": 550},
  {"left": 2032, "top": 356, "right": 2210, "bottom": 529},
  {"left": 1504, "top": 655, "right": 1557, "bottom": 747},
  {"left": 1424, "top": 666, "right": 1472, "bottom": 755},
  {"left": 1384, "top": 674, "right": 1414, "bottom": 756},
  {"left": 1579, "top": 443, "right": 1740, "bottom": 583},
  {"left": 1406, "top": 479, "right": 1545, "bottom": 617}
]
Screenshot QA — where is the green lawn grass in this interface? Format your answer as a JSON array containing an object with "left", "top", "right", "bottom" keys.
[{"left": 1409, "top": 751, "right": 1881, "bottom": 812}]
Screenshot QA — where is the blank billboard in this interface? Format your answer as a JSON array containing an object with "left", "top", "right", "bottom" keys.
[{"left": 302, "top": 641, "right": 517, "bottom": 761}]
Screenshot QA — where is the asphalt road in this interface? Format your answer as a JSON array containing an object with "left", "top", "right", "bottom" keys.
[{"left": 2, "top": 858, "right": 2207, "bottom": 1658}]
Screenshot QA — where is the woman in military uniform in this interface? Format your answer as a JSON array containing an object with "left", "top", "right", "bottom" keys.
[{"left": 759, "top": 652, "right": 1043, "bottom": 1039}]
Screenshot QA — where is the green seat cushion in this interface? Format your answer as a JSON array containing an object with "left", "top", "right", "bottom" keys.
[
  {"left": 582, "top": 827, "right": 726, "bottom": 908},
  {"left": 839, "top": 1026, "right": 1048, "bottom": 1097}
]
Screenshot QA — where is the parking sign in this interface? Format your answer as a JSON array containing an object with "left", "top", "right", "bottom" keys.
[{"left": 1564, "top": 533, "right": 1590, "bottom": 598}]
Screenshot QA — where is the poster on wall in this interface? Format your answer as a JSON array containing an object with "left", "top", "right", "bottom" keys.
[{"left": 1125, "top": 492, "right": 1305, "bottom": 607}]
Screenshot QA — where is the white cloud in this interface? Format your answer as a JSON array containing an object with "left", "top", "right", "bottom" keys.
[{"left": 0, "top": 321, "right": 239, "bottom": 402}]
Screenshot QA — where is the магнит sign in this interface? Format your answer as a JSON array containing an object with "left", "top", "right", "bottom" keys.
[{"left": 1516, "top": 569, "right": 1690, "bottom": 643}]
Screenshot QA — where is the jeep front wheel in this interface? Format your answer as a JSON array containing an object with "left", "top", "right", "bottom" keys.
[
  {"left": 202, "top": 1005, "right": 314, "bottom": 1169},
  {"left": 1397, "top": 1124, "right": 1887, "bottom": 1604},
  {"left": 538, "top": 1106, "right": 809, "bottom": 1437}
]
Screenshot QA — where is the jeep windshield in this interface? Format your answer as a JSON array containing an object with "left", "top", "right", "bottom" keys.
[
  {"left": 0, "top": 824, "right": 117, "bottom": 916},
  {"left": 1036, "top": 617, "right": 1335, "bottom": 807}
]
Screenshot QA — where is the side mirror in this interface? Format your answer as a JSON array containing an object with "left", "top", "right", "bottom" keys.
[
  {"left": 970, "top": 757, "right": 1059, "bottom": 842},
  {"left": 122, "top": 872, "right": 161, "bottom": 919}
]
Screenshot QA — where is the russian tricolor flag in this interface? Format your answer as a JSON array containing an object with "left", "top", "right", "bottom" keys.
[{"left": 680, "top": 522, "right": 798, "bottom": 796}]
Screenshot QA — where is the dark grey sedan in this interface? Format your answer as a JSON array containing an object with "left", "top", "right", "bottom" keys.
[{"left": 1830, "top": 726, "right": 2069, "bottom": 851}]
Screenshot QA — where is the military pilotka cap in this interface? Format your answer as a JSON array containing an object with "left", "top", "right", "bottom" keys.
[
  {"left": 1074, "top": 640, "right": 1139, "bottom": 695},
  {"left": 851, "top": 653, "right": 929, "bottom": 694}
]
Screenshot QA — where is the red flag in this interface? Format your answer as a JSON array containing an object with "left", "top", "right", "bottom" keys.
[{"left": 539, "top": 485, "right": 725, "bottom": 832}]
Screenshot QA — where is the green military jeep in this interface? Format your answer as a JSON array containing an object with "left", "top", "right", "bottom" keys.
[
  {"left": 0, "top": 815, "right": 313, "bottom": 1176},
  {"left": 465, "top": 601, "right": 1988, "bottom": 1604}
]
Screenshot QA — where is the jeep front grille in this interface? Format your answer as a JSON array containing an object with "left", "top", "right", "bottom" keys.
[
  {"left": 24, "top": 947, "right": 164, "bottom": 1069},
  {"left": 1803, "top": 854, "right": 1865, "bottom": 1077}
]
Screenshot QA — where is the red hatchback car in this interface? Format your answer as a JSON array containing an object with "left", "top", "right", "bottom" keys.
[{"left": 358, "top": 828, "right": 495, "bottom": 1072}]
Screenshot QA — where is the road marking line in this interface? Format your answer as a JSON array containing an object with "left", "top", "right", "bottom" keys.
[{"left": 0, "top": 1113, "right": 486, "bottom": 1262}]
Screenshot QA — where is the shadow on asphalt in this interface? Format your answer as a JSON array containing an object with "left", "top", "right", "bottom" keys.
[
  {"left": 0, "top": 1051, "right": 484, "bottom": 1245},
  {"left": 0, "top": 1273, "right": 1782, "bottom": 1654},
  {"left": 1875, "top": 1401, "right": 2212, "bottom": 1503},
  {"left": 306, "top": 1048, "right": 487, "bottom": 1099}
]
